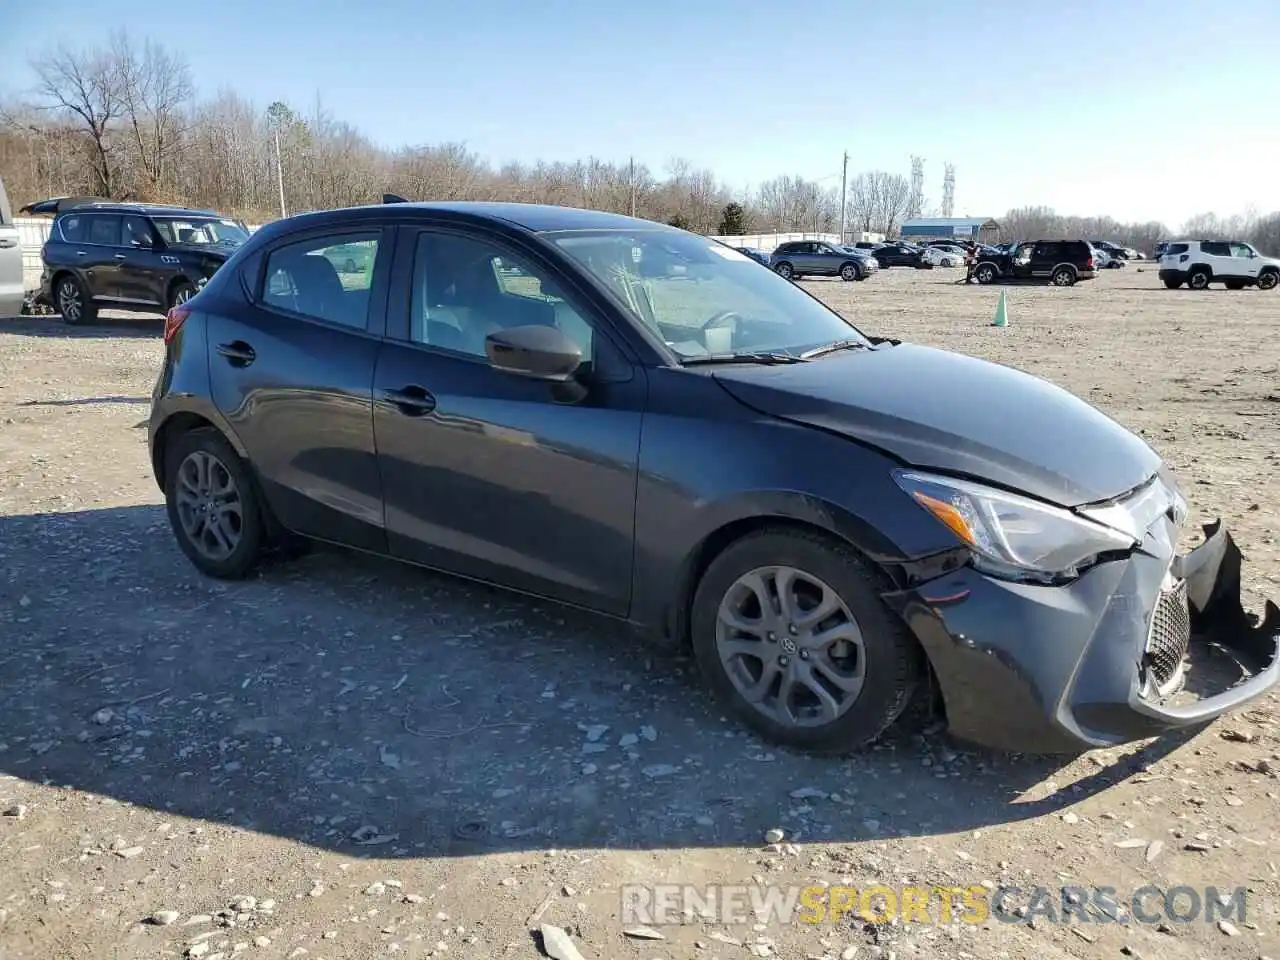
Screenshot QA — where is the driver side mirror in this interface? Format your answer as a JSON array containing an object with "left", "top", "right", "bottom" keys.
[
  {"left": 485, "top": 325, "right": 582, "bottom": 381},
  {"left": 131, "top": 234, "right": 154, "bottom": 249}
]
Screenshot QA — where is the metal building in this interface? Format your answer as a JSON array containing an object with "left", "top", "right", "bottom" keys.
[{"left": 899, "top": 217, "right": 1000, "bottom": 242}]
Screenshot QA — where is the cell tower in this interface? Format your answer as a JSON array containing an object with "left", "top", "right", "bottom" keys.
[
  {"left": 941, "top": 163, "right": 955, "bottom": 218},
  {"left": 908, "top": 156, "right": 925, "bottom": 219}
]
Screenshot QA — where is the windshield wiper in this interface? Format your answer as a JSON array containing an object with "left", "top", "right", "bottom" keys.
[
  {"left": 682, "top": 351, "right": 810, "bottom": 366},
  {"left": 800, "top": 339, "right": 872, "bottom": 359}
]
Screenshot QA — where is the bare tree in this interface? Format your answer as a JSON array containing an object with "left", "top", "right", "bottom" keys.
[
  {"left": 30, "top": 42, "right": 126, "bottom": 196},
  {"left": 865, "top": 171, "right": 912, "bottom": 236},
  {"left": 114, "top": 33, "right": 193, "bottom": 193}
]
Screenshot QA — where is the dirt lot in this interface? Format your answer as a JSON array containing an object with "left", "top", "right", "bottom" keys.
[{"left": 2, "top": 265, "right": 1279, "bottom": 960}]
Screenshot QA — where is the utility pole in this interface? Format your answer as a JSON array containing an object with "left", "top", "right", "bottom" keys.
[
  {"left": 273, "top": 127, "right": 287, "bottom": 219},
  {"left": 628, "top": 157, "right": 637, "bottom": 217},
  {"left": 838, "top": 150, "right": 849, "bottom": 243}
]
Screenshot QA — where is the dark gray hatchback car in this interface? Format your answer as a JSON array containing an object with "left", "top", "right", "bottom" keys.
[{"left": 150, "top": 200, "right": 1279, "bottom": 756}]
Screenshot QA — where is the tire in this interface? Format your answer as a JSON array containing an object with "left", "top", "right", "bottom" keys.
[
  {"left": 774, "top": 262, "right": 794, "bottom": 281},
  {"left": 164, "top": 427, "right": 267, "bottom": 579},
  {"left": 1259, "top": 271, "right": 1278, "bottom": 291},
  {"left": 689, "top": 527, "right": 923, "bottom": 755},
  {"left": 1224, "top": 279, "right": 1246, "bottom": 291},
  {"left": 1163, "top": 278, "right": 1182, "bottom": 289},
  {"left": 169, "top": 280, "right": 197, "bottom": 310},
  {"left": 839, "top": 263, "right": 859, "bottom": 282},
  {"left": 974, "top": 264, "right": 997, "bottom": 285},
  {"left": 1188, "top": 268, "right": 1211, "bottom": 290},
  {"left": 55, "top": 273, "right": 97, "bottom": 325},
  {"left": 942, "top": 258, "right": 955, "bottom": 267},
  {"left": 1051, "top": 267, "right": 1076, "bottom": 287}
]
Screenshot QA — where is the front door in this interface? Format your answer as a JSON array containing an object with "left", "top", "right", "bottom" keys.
[
  {"left": 372, "top": 225, "right": 645, "bottom": 615},
  {"left": 1010, "top": 242, "right": 1037, "bottom": 280},
  {"left": 116, "top": 214, "right": 167, "bottom": 307},
  {"left": 206, "top": 226, "right": 392, "bottom": 552},
  {"left": 1229, "top": 242, "right": 1260, "bottom": 280}
]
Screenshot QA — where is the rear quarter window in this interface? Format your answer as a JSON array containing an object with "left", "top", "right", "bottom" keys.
[{"left": 59, "top": 215, "right": 86, "bottom": 242}]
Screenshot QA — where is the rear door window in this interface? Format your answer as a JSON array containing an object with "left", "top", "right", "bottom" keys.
[
  {"left": 1166, "top": 243, "right": 1188, "bottom": 255},
  {"left": 260, "top": 232, "right": 379, "bottom": 330},
  {"left": 1201, "top": 241, "right": 1231, "bottom": 257},
  {"left": 86, "top": 214, "right": 121, "bottom": 246}
]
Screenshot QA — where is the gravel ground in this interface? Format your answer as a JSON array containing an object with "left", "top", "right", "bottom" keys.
[{"left": 2, "top": 264, "right": 1279, "bottom": 960}]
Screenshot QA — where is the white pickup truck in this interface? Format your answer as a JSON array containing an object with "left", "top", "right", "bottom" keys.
[{"left": 0, "top": 176, "right": 24, "bottom": 317}]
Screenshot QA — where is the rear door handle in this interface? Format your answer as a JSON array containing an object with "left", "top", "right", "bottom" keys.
[
  {"left": 382, "top": 385, "right": 436, "bottom": 416},
  {"left": 216, "top": 341, "right": 256, "bottom": 366},
  {"left": 0, "top": 238, "right": 16, "bottom": 249}
]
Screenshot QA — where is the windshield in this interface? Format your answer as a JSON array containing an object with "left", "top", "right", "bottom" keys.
[
  {"left": 152, "top": 217, "right": 249, "bottom": 246},
  {"left": 549, "top": 229, "right": 870, "bottom": 360}
]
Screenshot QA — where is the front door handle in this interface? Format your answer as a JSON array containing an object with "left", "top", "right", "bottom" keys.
[
  {"left": 382, "top": 385, "right": 436, "bottom": 416},
  {"left": 113, "top": 253, "right": 127, "bottom": 260},
  {"left": 216, "top": 341, "right": 256, "bottom": 366}
]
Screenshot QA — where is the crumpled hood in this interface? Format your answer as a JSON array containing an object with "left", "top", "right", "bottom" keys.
[{"left": 712, "top": 342, "right": 1162, "bottom": 507}]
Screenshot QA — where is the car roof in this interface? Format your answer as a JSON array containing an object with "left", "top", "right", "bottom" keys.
[
  {"left": 275, "top": 200, "right": 678, "bottom": 235},
  {"left": 55, "top": 201, "right": 224, "bottom": 218}
]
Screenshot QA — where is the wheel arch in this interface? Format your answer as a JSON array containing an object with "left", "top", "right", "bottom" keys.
[
  {"left": 150, "top": 408, "right": 249, "bottom": 491},
  {"left": 1188, "top": 262, "right": 1214, "bottom": 277}
]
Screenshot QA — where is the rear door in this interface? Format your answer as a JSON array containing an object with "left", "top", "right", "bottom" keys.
[
  {"left": 1029, "top": 241, "right": 1061, "bottom": 280},
  {"left": 79, "top": 213, "right": 124, "bottom": 300},
  {"left": 371, "top": 224, "right": 645, "bottom": 614},
  {"left": 206, "top": 224, "right": 392, "bottom": 552}
]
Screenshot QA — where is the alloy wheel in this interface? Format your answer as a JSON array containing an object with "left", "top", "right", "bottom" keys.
[
  {"left": 174, "top": 285, "right": 195, "bottom": 306},
  {"left": 1052, "top": 269, "right": 1074, "bottom": 286},
  {"left": 58, "top": 280, "right": 81, "bottom": 322},
  {"left": 1259, "top": 273, "right": 1278, "bottom": 291},
  {"left": 715, "top": 565, "right": 866, "bottom": 728},
  {"left": 174, "top": 450, "right": 244, "bottom": 561},
  {"left": 1190, "top": 272, "right": 1210, "bottom": 290}
]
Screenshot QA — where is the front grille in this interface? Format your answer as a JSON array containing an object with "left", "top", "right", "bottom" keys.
[{"left": 1144, "top": 579, "right": 1191, "bottom": 694}]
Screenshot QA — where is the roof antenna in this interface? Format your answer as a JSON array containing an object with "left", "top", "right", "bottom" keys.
[{"left": 382, "top": 193, "right": 408, "bottom": 204}]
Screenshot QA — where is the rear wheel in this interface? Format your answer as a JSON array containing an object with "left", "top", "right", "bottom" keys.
[
  {"left": 1051, "top": 267, "right": 1076, "bottom": 286},
  {"left": 56, "top": 274, "right": 97, "bottom": 325},
  {"left": 774, "top": 262, "right": 794, "bottom": 281},
  {"left": 1188, "top": 268, "right": 1211, "bottom": 290},
  {"left": 164, "top": 427, "right": 266, "bottom": 579},
  {"left": 690, "top": 528, "right": 922, "bottom": 755},
  {"left": 1259, "top": 271, "right": 1278, "bottom": 291}
]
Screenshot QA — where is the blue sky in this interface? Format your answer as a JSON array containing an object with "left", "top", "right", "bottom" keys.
[{"left": 3, "top": 0, "right": 1276, "bottom": 226}]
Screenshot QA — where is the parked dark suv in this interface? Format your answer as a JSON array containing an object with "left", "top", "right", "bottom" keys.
[
  {"left": 33, "top": 199, "right": 251, "bottom": 324},
  {"left": 147, "top": 198, "right": 1278, "bottom": 757},
  {"left": 769, "top": 240, "right": 876, "bottom": 281},
  {"left": 970, "top": 239, "right": 1096, "bottom": 286}
]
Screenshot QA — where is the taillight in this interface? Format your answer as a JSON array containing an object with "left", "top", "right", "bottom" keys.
[
  {"left": 1179, "top": 253, "right": 1189, "bottom": 263},
  {"left": 163, "top": 306, "right": 190, "bottom": 345}
]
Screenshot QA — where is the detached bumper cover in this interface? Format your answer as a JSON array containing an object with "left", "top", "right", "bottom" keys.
[{"left": 885, "top": 521, "right": 1280, "bottom": 753}]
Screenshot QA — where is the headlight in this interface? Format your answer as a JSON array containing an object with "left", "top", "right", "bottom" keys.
[{"left": 893, "top": 470, "right": 1137, "bottom": 582}]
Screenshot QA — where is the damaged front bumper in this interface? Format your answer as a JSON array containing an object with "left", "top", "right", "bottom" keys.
[{"left": 886, "top": 521, "right": 1280, "bottom": 754}]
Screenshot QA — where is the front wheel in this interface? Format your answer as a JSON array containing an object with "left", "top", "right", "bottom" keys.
[
  {"left": 164, "top": 427, "right": 267, "bottom": 579},
  {"left": 690, "top": 528, "right": 922, "bottom": 755},
  {"left": 839, "top": 263, "right": 859, "bottom": 282},
  {"left": 974, "top": 264, "right": 997, "bottom": 284},
  {"left": 1051, "top": 267, "right": 1076, "bottom": 286},
  {"left": 1258, "top": 271, "right": 1278, "bottom": 291},
  {"left": 774, "top": 262, "right": 794, "bottom": 281},
  {"left": 169, "top": 280, "right": 197, "bottom": 310}
]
